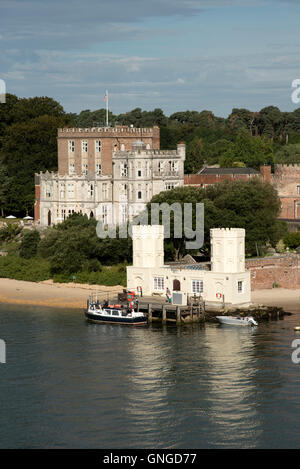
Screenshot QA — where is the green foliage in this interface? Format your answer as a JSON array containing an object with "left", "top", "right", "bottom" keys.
[
  {"left": 52, "top": 265, "right": 126, "bottom": 286},
  {"left": 0, "top": 223, "right": 22, "bottom": 242},
  {"left": 283, "top": 232, "right": 300, "bottom": 249},
  {"left": 147, "top": 179, "right": 283, "bottom": 259},
  {"left": 0, "top": 254, "right": 51, "bottom": 282},
  {"left": 0, "top": 95, "right": 74, "bottom": 216},
  {"left": 19, "top": 230, "right": 41, "bottom": 259},
  {"left": 38, "top": 213, "right": 132, "bottom": 275},
  {"left": 274, "top": 143, "right": 300, "bottom": 163},
  {"left": 219, "top": 131, "right": 274, "bottom": 169}
]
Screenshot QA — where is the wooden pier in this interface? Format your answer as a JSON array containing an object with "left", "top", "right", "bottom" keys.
[{"left": 135, "top": 295, "right": 205, "bottom": 325}]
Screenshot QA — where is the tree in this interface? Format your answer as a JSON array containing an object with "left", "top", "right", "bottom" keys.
[
  {"left": 146, "top": 179, "right": 283, "bottom": 259},
  {"left": 19, "top": 230, "right": 41, "bottom": 258},
  {"left": 0, "top": 114, "right": 71, "bottom": 215},
  {"left": 219, "top": 131, "right": 274, "bottom": 169}
]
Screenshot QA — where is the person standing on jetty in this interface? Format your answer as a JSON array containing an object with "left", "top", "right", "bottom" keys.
[{"left": 166, "top": 288, "right": 171, "bottom": 303}]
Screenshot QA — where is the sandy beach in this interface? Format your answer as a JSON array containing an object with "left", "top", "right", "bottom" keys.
[
  {"left": 0, "top": 277, "right": 299, "bottom": 312},
  {"left": 0, "top": 278, "right": 123, "bottom": 310}
]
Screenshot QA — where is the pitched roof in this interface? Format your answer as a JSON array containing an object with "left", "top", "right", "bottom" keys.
[{"left": 197, "top": 167, "right": 260, "bottom": 175}]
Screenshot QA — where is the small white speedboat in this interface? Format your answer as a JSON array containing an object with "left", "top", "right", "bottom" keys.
[{"left": 216, "top": 315, "right": 258, "bottom": 327}]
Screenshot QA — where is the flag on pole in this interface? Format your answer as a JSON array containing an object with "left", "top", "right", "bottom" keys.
[{"left": 104, "top": 90, "right": 108, "bottom": 102}]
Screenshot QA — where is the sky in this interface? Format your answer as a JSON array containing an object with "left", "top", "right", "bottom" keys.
[{"left": 1, "top": 0, "right": 300, "bottom": 117}]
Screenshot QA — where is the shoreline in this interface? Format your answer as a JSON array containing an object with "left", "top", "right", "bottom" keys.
[
  {"left": 0, "top": 278, "right": 299, "bottom": 313},
  {"left": 0, "top": 278, "right": 123, "bottom": 310}
]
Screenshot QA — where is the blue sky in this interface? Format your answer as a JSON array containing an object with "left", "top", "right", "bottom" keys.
[{"left": 1, "top": 0, "right": 300, "bottom": 116}]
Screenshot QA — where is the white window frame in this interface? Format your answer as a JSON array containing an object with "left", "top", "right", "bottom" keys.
[
  {"left": 69, "top": 162, "right": 75, "bottom": 175},
  {"left": 68, "top": 140, "right": 75, "bottom": 154},
  {"left": 68, "top": 183, "right": 74, "bottom": 199},
  {"left": 121, "top": 163, "right": 128, "bottom": 177},
  {"left": 95, "top": 140, "right": 102, "bottom": 153},
  {"left": 81, "top": 140, "right": 88, "bottom": 154},
  {"left": 191, "top": 279, "right": 203, "bottom": 294},
  {"left": 153, "top": 277, "right": 164, "bottom": 291},
  {"left": 96, "top": 162, "right": 102, "bottom": 175},
  {"left": 82, "top": 162, "right": 88, "bottom": 175},
  {"left": 88, "top": 183, "right": 94, "bottom": 198},
  {"left": 238, "top": 281, "right": 244, "bottom": 293}
]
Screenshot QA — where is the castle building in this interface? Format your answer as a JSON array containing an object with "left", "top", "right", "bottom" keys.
[
  {"left": 34, "top": 126, "right": 185, "bottom": 226},
  {"left": 127, "top": 225, "right": 251, "bottom": 307}
]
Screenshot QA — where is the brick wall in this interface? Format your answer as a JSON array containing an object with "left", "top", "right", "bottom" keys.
[
  {"left": 272, "top": 165, "right": 300, "bottom": 220},
  {"left": 57, "top": 126, "right": 160, "bottom": 176},
  {"left": 246, "top": 254, "right": 300, "bottom": 290}
]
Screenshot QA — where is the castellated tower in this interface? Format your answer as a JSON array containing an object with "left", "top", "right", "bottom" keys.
[
  {"left": 210, "top": 228, "right": 246, "bottom": 274},
  {"left": 132, "top": 225, "right": 164, "bottom": 269}
]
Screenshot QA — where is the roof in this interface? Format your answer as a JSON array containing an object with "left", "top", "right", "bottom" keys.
[{"left": 197, "top": 167, "right": 260, "bottom": 175}]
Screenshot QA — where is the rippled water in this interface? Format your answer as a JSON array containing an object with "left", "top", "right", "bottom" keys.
[{"left": 0, "top": 303, "right": 300, "bottom": 448}]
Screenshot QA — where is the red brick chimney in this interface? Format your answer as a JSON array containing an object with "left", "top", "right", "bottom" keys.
[{"left": 260, "top": 165, "right": 271, "bottom": 183}]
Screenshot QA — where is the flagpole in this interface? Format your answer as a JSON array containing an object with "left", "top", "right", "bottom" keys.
[{"left": 106, "top": 89, "right": 109, "bottom": 127}]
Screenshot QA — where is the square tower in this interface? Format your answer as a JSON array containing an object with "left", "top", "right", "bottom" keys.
[
  {"left": 210, "top": 228, "right": 246, "bottom": 273},
  {"left": 132, "top": 225, "right": 164, "bottom": 268}
]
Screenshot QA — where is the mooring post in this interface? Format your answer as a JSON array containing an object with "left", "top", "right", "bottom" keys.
[
  {"left": 148, "top": 303, "right": 152, "bottom": 323},
  {"left": 162, "top": 305, "right": 167, "bottom": 324},
  {"left": 176, "top": 306, "right": 181, "bottom": 325}
]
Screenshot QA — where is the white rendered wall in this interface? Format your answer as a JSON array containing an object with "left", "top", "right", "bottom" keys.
[
  {"left": 211, "top": 228, "right": 246, "bottom": 274},
  {"left": 132, "top": 225, "right": 164, "bottom": 268}
]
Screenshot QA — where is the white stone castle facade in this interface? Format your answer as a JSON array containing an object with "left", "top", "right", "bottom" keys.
[{"left": 35, "top": 127, "right": 185, "bottom": 226}]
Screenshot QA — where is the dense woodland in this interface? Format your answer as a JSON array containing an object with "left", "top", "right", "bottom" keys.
[{"left": 2, "top": 93, "right": 300, "bottom": 216}]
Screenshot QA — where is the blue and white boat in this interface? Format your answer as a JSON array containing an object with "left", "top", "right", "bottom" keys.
[
  {"left": 216, "top": 315, "right": 258, "bottom": 327},
  {"left": 85, "top": 294, "right": 147, "bottom": 326}
]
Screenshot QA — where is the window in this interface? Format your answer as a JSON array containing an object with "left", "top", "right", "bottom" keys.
[
  {"left": 60, "top": 183, "right": 65, "bottom": 198},
  {"left": 154, "top": 277, "right": 164, "bottom": 291},
  {"left": 68, "top": 209, "right": 75, "bottom": 216},
  {"left": 82, "top": 163, "right": 88, "bottom": 175},
  {"left": 61, "top": 209, "right": 66, "bottom": 221},
  {"left": 137, "top": 191, "right": 142, "bottom": 199},
  {"left": 96, "top": 163, "right": 102, "bottom": 175},
  {"left": 120, "top": 184, "right": 127, "bottom": 200},
  {"left": 121, "top": 163, "right": 127, "bottom": 177},
  {"left": 192, "top": 280, "right": 203, "bottom": 294},
  {"left": 297, "top": 185, "right": 300, "bottom": 195},
  {"left": 68, "top": 140, "right": 75, "bottom": 153},
  {"left": 102, "top": 183, "right": 108, "bottom": 200},
  {"left": 69, "top": 162, "right": 75, "bottom": 174},
  {"left": 46, "top": 184, "right": 51, "bottom": 198},
  {"left": 158, "top": 162, "right": 163, "bottom": 173},
  {"left": 81, "top": 140, "right": 88, "bottom": 153},
  {"left": 238, "top": 281, "right": 243, "bottom": 293},
  {"left": 121, "top": 144, "right": 125, "bottom": 151},
  {"left": 171, "top": 161, "right": 178, "bottom": 172},
  {"left": 88, "top": 183, "right": 94, "bottom": 198},
  {"left": 95, "top": 140, "right": 102, "bottom": 153},
  {"left": 138, "top": 170, "right": 142, "bottom": 177},
  {"left": 121, "top": 205, "right": 127, "bottom": 223},
  {"left": 68, "top": 183, "right": 74, "bottom": 199},
  {"left": 102, "top": 205, "right": 108, "bottom": 224},
  {"left": 165, "top": 182, "right": 176, "bottom": 190}
]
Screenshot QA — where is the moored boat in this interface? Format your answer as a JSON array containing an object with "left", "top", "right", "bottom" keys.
[
  {"left": 216, "top": 315, "right": 258, "bottom": 327},
  {"left": 85, "top": 292, "right": 147, "bottom": 326}
]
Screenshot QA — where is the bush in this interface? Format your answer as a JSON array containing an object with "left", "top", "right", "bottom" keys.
[
  {"left": 19, "top": 229, "right": 40, "bottom": 258},
  {"left": 52, "top": 265, "right": 127, "bottom": 286},
  {"left": 0, "top": 254, "right": 51, "bottom": 282},
  {"left": 283, "top": 232, "right": 300, "bottom": 249}
]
